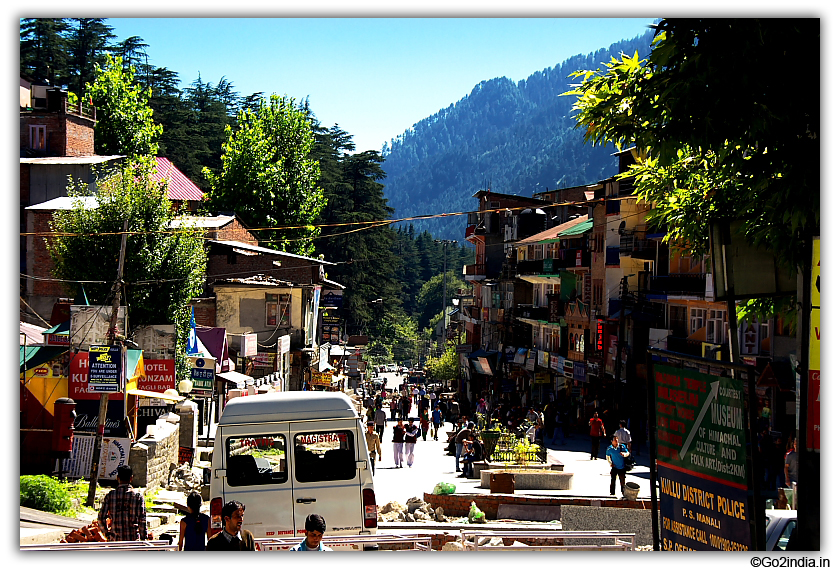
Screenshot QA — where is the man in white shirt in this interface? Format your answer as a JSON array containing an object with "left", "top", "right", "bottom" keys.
[{"left": 614, "top": 420, "right": 632, "bottom": 453}]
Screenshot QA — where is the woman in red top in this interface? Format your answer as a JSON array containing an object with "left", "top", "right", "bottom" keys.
[{"left": 589, "top": 412, "right": 606, "bottom": 459}]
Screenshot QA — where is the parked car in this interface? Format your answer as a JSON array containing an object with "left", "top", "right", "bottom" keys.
[{"left": 765, "top": 510, "right": 797, "bottom": 551}]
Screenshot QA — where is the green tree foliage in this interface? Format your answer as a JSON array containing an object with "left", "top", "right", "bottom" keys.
[
  {"left": 564, "top": 19, "right": 819, "bottom": 321},
  {"left": 380, "top": 31, "right": 656, "bottom": 240},
  {"left": 46, "top": 161, "right": 207, "bottom": 332},
  {"left": 87, "top": 54, "right": 162, "bottom": 159},
  {"left": 312, "top": 123, "right": 401, "bottom": 335},
  {"left": 565, "top": 19, "right": 818, "bottom": 272},
  {"left": 66, "top": 18, "right": 115, "bottom": 97},
  {"left": 416, "top": 272, "right": 468, "bottom": 330},
  {"left": 20, "top": 18, "right": 69, "bottom": 87},
  {"left": 426, "top": 346, "right": 459, "bottom": 384},
  {"left": 204, "top": 94, "right": 324, "bottom": 256}
]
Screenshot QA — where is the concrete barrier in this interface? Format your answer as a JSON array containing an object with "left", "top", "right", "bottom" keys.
[{"left": 479, "top": 469, "right": 574, "bottom": 490}]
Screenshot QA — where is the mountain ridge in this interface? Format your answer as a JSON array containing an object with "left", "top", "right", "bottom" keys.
[{"left": 380, "top": 29, "right": 657, "bottom": 240}]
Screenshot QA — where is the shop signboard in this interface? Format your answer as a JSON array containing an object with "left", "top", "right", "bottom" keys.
[
  {"left": 278, "top": 335, "right": 291, "bottom": 355},
  {"left": 563, "top": 359, "right": 574, "bottom": 378},
  {"left": 807, "top": 236, "right": 820, "bottom": 452},
  {"left": 525, "top": 351, "right": 536, "bottom": 372},
  {"left": 550, "top": 354, "right": 559, "bottom": 371},
  {"left": 654, "top": 363, "right": 751, "bottom": 551},
  {"left": 513, "top": 348, "right": 527, "bottom": 364},
  {"left": 73, "top": 399, "right": 127, "bottom": 437},
  {"left": 87, "top": 345, "right": 124, "bottom": 393},
  {"left": 141, "top": 359, "right": 175, "bottom": 392},
  {"left": 534, "top": 372, "right": 550, "bottom": 384},
  {"left": 456, "top": 344, "right": 473, "bottom": 354},
  {"left": 189, "top": 356, "right": 216, "bottom": 397},
  {"left": 311, "top": 371, "right": 332, "bottom": 386},
  {"left": 241, "top": 333, "right": 258, "bottom": 357},
  {"left": 252, "top": 352, "right": 276, "bottom": 367},
  {"left": 573, "top": 361, "right": 586, "bottom": 382}
]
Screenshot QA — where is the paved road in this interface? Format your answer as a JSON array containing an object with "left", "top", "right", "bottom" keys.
[{"left": 368, "top": 404, "right": 655, "bottom": 506}]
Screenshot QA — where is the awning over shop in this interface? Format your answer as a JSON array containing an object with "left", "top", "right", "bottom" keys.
[
  {"left": 20, "top": 346, "right": 68, "bottom": 373},
  {"left": 557, "top": 218, "right": 593, "bottom": 237},
  {"left": 20, "top": 321, "right": 46, "bottom": 345},
  {"left": 218, "top": 370, "right": 252, "bottom": 389},
  {"left": 127, "top": 389, "right": 184, "bottom": 402}
]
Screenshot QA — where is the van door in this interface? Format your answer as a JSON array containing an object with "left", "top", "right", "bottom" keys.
[
  {"left": 290, "top": 420, "right": 364, "bottom": 537},
  {"left": 221, "top": 426, "right": 295, "bottom": 539}
]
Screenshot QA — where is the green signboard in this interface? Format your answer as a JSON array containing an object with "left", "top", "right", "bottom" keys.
[
  {"left": 654, "top": 363, "right": 752, "bottom": 551},
  {"left": 189, "top": 356, "right": 216, "bottom": 397},
  {"left": 655, "top": 364, "right": 747, "bottom": 485}
]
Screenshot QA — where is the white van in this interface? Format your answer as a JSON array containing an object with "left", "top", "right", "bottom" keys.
[{"left": 209, "top": 391, "right": 377, "bottom": 543}]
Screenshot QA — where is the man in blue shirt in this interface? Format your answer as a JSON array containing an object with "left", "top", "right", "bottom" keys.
[
  {"left": 605, "top": 435, "right": 630, "bottom": 496},
  {"left": 290, "top": 514, "right": 333, "bottom": 551}
]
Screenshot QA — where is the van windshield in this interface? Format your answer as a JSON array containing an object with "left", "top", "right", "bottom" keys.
[{"left": 225, "top": 434, "right": 288, "bottom": 487}]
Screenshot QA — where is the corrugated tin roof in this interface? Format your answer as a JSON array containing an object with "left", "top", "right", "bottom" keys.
[
  {"left": 152, "top": 157, "right": 204, "bottom": 201},
  {"left": 515, "top": 215, "right": 591, "bottom": 246},
  {"left": 209, "top": 240, "right": 336, "bottom": 265}
]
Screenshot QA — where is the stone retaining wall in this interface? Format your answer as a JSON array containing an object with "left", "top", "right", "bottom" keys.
[
  {"left": 422, "top": 492, "right": 654, "bottom": 519},
  {"left": 128, "top": 419, "right": 180, "bottom": 490},
  {"left": 421, "top": 493, "right": 659, "bottom": 547}
]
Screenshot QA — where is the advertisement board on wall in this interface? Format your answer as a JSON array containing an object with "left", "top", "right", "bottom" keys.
[
  {"left": 141, "top": 359, "right": 175, "bottom": 392},
  {"left": 654, "top": 363, "right": 752, "bottom": 551}
]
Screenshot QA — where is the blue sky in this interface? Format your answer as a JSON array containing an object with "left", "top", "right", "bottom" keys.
[{"left": 106, "top": 18, "right": 657, "bottom": 153}]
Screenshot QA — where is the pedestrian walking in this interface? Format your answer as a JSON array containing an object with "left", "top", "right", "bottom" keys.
[
  {"left": 420, "top": 407, "right": 430, "bottom": 441},
  {"left": 453, "top": 422, "right": 474, "bottom": 473},
  {"left": 412, "top": 385, "right": 420, "bottom": 405},
  {"left": 404, "top": 418, "right": 420, "bottom": 467},
  {"left": 431, "top": 405, "right": 442, "bottom": 440},
  {"left": 400, "top": 395, "right": 410, "bottom": 420},
  {"left": 290, "top": 514, "right": 332, "bottom": 551},
  {"left": 606, "top": 435, "right": 630, "bottom": 495},
  {"left": 589, "top": 412, "right": 606, "bottom": 460},
  {"left": 374, "top": 406, "right": 387, "bottom": 440},
  {"left": 389, "top": 396, "right": 398, "bottom": 421},
  {"left": 392, "top": 419, "right": 405, "bottom": 468},
  {"left": 614, "top": 420, "right": 632, "bottom": 453},
  {"left": 365, "top": 421, "right": 382, "bottom": 475},
  {"left": 97, "top": 464, "right": 148, "bottom": 542},
  {"left": 178, "top": 491, "right": 210, "bottom": 551},
  {"left": 205, "top": 500, "right": 255, "bottom": 550}
]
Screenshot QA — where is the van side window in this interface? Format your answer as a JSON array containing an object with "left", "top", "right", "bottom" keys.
[
  {"left": 293, "top": 431, "right": 356, "bottom": 483},
  {"left": 226, "top": 435, "right": 288, "bottom": 486}
]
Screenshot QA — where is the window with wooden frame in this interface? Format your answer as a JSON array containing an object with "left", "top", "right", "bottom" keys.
[
  {"left": 266, "top": 293, "right": 291, "bottom": 327},
  {"left": 29, "top": 125, "right": 46, "bottom": 150}
]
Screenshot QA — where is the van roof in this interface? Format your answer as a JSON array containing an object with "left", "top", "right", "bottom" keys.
[{"left": 218, "top": 391, "right": 359, "bottom": 425}]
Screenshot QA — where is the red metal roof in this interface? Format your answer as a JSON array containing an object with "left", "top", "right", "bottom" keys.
[{"left": 152, "top": 157, "right": 204, "bottom": 201}]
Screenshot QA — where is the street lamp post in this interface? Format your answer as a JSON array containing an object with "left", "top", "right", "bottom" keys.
[{"left": 436, "top": 239, "right": 458, "bottom": 350}]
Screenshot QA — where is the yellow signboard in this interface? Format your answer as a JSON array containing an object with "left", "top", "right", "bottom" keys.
[{"left": 810, "top": 237, "right": 820, "bottom": 371}]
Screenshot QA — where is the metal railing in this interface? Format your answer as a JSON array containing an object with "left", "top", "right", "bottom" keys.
[
  {"left": 21, "top": 540, "right": 176, "bottom": 551},
  {"left": 460, "top": 530, "right": 636, "bottom": 551},
  {"left": 255, "top": 533, "right": 432, "bottom": 551}
]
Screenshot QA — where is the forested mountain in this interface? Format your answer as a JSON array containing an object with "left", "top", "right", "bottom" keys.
[{"left": 380, "top": 30, "right": 656, "bottom": 241}]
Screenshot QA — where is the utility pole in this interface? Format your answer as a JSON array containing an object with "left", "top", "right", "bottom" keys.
[{"left": 86, "top": 220, "right": 128, "bottom": 507}]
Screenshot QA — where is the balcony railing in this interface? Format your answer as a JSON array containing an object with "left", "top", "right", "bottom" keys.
[
  {"left": 516, "top": 249, "right": 591, "bottom": 274},
  {"left": 464, "top": 263, "right": 486, "bottom": 277},
  {"left": 619, "top": 235, "right": 658, "bottom": 259}
]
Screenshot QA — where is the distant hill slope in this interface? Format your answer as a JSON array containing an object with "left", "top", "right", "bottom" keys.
[{"left": 380, "top": 30, "right": 656, "bottom": 240}]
